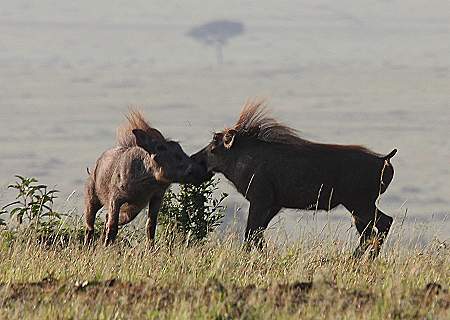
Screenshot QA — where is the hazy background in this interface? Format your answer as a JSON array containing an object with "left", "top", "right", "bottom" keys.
[{"left": 1, "top": 1, "right": 449, "bottom": 242}]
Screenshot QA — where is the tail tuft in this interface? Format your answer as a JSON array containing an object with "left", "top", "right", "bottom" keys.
[{"left": 383, "top": 149, "right": 397, "bottom": 160}]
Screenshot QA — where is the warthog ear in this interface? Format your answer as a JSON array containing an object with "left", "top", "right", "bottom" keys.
[
  {"left": 132, "top": 129, "right": 157, "bottom": 153},
  {"left": 223, "top": 129, "right": 237, "bottom": 149}
]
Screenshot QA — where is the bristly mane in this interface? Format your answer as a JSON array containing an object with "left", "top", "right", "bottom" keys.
[
  {"left": 229, "top": 100, "right": 311, "bottom": 146},
  {"left": 228, "top": 100, "right": 377, "bottom": 155},
  {"left": 117, "top": 109, "right": 165, "bottom": 147}
]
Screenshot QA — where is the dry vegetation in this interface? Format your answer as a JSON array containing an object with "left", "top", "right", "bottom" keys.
[
  {"left": 0, "top": 227, "right": 448, "bottom": 320},
  {"left": 0, "top": 176, "right": 448, "bottom": 319}
]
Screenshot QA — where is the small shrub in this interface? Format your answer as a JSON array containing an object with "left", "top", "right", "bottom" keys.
[
  {"left": 0, "top": 175, "right": 88, "bottom": 247},
  {"left": 2, "top": 175, "right": 61, "bottom": 225},
  {"left": 159, "top": 178, "right": 227, "bottom": 244}
]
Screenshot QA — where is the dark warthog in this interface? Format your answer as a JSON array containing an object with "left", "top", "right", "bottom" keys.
[
  {"left": 191, "top": 102, "right": 397, "bottom": 258},
  {"left": 84, "top": 110, "right": 207, "bottom": 246}
]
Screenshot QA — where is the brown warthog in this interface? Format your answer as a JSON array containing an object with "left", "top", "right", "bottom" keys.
[
  {"left": 191, "top": 101, "right": 397, "bottom": 258},
  {"left": 84, "top": 110, "right": 207, "bottom": 246}
]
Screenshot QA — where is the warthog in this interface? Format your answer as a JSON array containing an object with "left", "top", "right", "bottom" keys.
[
  {"left": 191, "top": 101, "right": 397, "bottom": 258},
  {"left": 84, "top": 110, "right": 207, "bottom": 246}
]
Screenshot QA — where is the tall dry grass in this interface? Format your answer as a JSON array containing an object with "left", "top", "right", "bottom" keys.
[{"left": 0, "top": 221, "right": 448, "bottom": 319}]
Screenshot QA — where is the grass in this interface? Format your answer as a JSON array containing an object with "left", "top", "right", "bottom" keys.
[{"left": 0, "top": 227, "right": 448, "bottom": 320}]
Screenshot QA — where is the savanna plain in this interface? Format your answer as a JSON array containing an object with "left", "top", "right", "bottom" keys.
[
  {"left": 0, "top": 220, "right": 448, "bottom": 319},
  {"left": 1, "top": 1, "right": 449, "bottom": 319}
]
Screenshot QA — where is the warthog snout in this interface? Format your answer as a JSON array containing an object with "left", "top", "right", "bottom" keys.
[
  {"left": 182, "top": 162, "right": 212, "bottom": 185},
  {"left": 189, "top": 149, "right": 214, "bottom": 184}
]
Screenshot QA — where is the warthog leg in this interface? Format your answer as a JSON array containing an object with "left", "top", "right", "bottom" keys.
[
  {"left": 84, "top": 178, "right": 102, "bottom": 246},
  {"left": 369, "top": 210, "right": 393, "bottom": 259},
  {"left": 351, "top": 205, "right": 393, "bottom": 259},
  {"left": 245, "top": 204, "right": 281, "bottom": 250},
  {"left": 353, "top": 216, "right": 376, "bottom": 259},
  {"left": 101, "top": 218, "right": 107, "bottom": 242},
  {"left": 104, "top": 196, "right": 126, "bottom": 246},
  {"left": 146, "top": 194, "right": 163, "bottom": 245}
]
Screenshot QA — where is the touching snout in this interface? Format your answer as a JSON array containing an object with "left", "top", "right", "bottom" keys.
[
  {"left": 190, "top": 148, "right": 208, "bottom": 170},
  {"left": 184, "top": 163, "right": 196, "bottom": 178},
  {"left": 182, "top": 163, "right": 209, "bottom": 185},
  {"left": 188, "top": 150, "right": 214, "bottom": 184}
]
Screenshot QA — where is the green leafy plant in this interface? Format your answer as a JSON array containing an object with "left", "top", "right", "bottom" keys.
[
  {"left": 159, "top": 179, "right": 227, "bottom": 244},
  {"left": 2, "top": 175, "right": 61, "bottom": 225},
  {"left": 0, "top": 175, "right": 85, "bottom": 247}
]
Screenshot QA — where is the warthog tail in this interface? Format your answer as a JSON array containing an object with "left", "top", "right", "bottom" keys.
[{"left": 382, "top": 149, "right": 397, "bottom": 160}]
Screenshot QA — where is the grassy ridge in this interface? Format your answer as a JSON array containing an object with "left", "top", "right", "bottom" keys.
[{"left": 0, "top": 231, "right": 448, "bottom": 319}]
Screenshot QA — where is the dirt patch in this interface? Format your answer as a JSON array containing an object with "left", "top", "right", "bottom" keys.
[
  {"left": 416, "top": 282, "right": 450, "bottom": 310},
  {"left": 0, "top": 278, "right": 448, "bottom": 317},
  {"left": 0, "top": 277, "right": 312, "bottom": 314}
]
